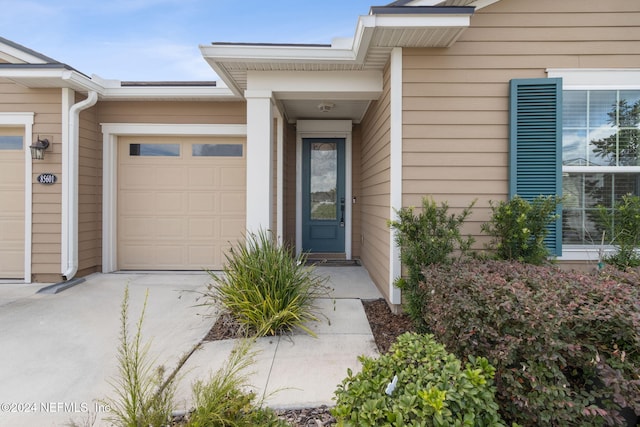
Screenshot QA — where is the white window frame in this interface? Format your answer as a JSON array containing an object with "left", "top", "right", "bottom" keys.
[{"left": 547, "top": 69, "right": 640, "bottom": 261}]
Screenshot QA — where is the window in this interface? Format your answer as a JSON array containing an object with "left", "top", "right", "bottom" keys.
[
  {"left": 0, "top": 135, "right": 23, "bottom": 150},
  {"left": 129, "top": 143, "right": 180, "bottom": 156},
  {"left": 192, "top": 144, "right": 243, "bottom": 157},
  {"left": 562, "top": 90, "right": 640, "bottom": 245}
]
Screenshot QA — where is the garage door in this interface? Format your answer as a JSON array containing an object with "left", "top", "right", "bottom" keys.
[
  {"left": 0, "top": 129, "right": 25, "bottom": 279},
  {"left": 118, "top": 136, "right": 246, "bottom": 270}
]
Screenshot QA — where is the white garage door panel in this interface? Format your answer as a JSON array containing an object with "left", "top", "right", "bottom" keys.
[
  {"left": 0, "top": 129, "right": 25, "bottom": 279},
  {"left": 118, "top": 137, "right": 246, "bottom": 270}
]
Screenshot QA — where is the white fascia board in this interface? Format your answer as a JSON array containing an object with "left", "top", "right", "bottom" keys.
[
  {"left": 247, "top": 70, "right": 383, "bottom": 100},
  {"left": 101, "top": 86, "right": 237, "bottom": 100},
  {"left": 0, "top": 42, "right": 48, "bottom": 64},
  {"left": 200, "top": 44, "right": 356, "bottom": 63},
  {"left": 372, "top": 14, "right": 471, "bottom": 28}
]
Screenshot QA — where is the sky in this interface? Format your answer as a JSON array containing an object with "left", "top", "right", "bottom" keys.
[{"left": 0, "top": 0, "right": 377, "bottom": 82}]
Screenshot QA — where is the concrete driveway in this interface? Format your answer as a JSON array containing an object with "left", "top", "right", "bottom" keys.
[{"left": 0, "top": 272, "right": 215, "bottom": 427}]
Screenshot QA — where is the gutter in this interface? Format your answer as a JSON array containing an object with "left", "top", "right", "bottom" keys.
[{"left": 62, "top": 90, "right": 98, "bottom": 281}]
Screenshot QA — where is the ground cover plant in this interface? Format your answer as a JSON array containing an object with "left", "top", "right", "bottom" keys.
[
  {"left": 418, "top": 259, "right": 640, "bottom": 426},
  {"left": 205, "top": 229, "right": 330, "bottom": 337},
  {"left": 388, "top": 197, "right": 475, "bottom": 331},
  {"left": 332, "top": 332, "right": 505, "bottom": 426}
]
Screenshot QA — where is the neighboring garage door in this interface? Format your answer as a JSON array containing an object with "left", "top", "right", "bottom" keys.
[
  {"left": 118, "top": 136, "right": 246, "bottom": 270},
  {"left": 0, "top": 129, "right": 25, "bottom": 279}
]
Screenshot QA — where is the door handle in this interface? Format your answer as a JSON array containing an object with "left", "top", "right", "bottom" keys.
[{"left": 340, "top": 197, "right": 345, "bottom": 227}]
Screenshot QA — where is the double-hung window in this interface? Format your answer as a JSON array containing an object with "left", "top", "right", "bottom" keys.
[
  {"left": 562, "top": 89, "right": 640, "bottom": 246},
  {"left": 510, "top": 70, "right": 640, "bottom": 260}
]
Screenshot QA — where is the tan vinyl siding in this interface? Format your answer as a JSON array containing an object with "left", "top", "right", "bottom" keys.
[
  {"left": 77, "top": 100, "right": 101, "bottom": 276},
  {"left": 97, "top": 101, "right": 246, "bottom": 124},
  {"left": 402, "top": 0, "right": 640, "bottom": 249},
  {"left": 360, "top": 63, "right": 391, "bottom": 300},
  {"left": 0, "top": 80, "right": 63, "bottom": 281}
]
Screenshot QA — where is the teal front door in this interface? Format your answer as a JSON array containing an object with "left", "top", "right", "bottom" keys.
[{"left": 302, "top": 138, "right": 346, "bottom": 253}]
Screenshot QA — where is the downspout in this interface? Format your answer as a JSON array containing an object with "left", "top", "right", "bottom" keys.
[{"left": 62, "top": 91, "right": 98, "bottom": 281}]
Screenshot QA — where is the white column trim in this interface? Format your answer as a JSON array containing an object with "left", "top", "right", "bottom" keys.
[
  {"left": 100, "top": 123, "right": 247, "bottom": 273},
  {"left": 245, "top": 91, "right": 274, "bottom": 235},
  {"left": 275, "top": 109, "right": 284, "bottom": 244},
  {"left": 295, "top": 120, "right": 353, "bottom": 259},
  {"left": 389, "top": 47, "right": 403, "bottom": 304},
  {"left": 0, "top": 112, "right": 34, "bottom": 283}
]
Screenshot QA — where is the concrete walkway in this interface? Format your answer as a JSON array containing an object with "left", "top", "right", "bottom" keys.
[{"left": 0, "top": 266, "right": 381, "bottom": 426}]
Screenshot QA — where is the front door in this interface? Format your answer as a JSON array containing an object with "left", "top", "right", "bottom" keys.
[{"left": 302, "top": 138, "right": 345, "bottom": 253}]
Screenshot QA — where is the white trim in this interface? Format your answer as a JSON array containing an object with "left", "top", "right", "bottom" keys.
[
  {"left": 245, "top": 91, "right": 274, "bottom": 234},
  {"left": 0, "top": 112, "right": 34, "bottom": 283},
  {"left": 547, "top": 69, "right": 640, "bottom": 90},
  {"left": 100, "top": 123, "right": 248, "bottom": 273},
  {"left": 296, "top": 120, "right": 353, "bottom": 259},
  {"left": 389, "top": 48, "right": 403, "bottom": 305},
  {"left": 275, "top": 109, "right": 284, "bottom": 244}
]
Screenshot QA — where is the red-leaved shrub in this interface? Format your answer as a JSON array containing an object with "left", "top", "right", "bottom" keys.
[{"left": 419, "top": 259, "right": 640, "bottom": 426}]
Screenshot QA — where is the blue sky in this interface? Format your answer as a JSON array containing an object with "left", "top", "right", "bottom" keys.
[{"left": 0, "top": 0, "right": 376, "bottom": 81}]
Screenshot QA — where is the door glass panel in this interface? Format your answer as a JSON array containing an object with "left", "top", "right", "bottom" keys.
[{"left": 310, "top": 142, "right": 337, "bottom": 220}]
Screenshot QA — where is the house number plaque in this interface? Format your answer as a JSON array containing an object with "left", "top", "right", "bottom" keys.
[{"left": 37, "top": 173, "right": 57, "bottom": 185}]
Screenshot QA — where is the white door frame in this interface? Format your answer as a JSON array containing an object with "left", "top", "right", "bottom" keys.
[
  {"left": 0, "top": 113, "right": 34, "bottom": 283},
  {"left": 296, "top": 120, "right": 352, "bottom": 259},
  {"left": 100, "top": 123, "right": 247, "bottom": 272}
]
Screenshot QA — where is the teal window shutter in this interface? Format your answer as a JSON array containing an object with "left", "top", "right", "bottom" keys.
[{"left": 509, "top": 78, "right": 563, "bottom": 256}]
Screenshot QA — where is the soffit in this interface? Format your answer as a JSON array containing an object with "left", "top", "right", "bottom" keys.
[{"left": 204, "top": 24, "right": 470, "bottom": 97}]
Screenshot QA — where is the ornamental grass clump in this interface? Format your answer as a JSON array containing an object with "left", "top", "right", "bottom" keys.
[
  {"left": 332, "top": 332, "right": 505, "bottom": 427},
  {"left": 418, "top": 259, "right": 640, "bottom": 426},
  {"left": 207, "top": 229, "right": 330, "bottom": 338}
]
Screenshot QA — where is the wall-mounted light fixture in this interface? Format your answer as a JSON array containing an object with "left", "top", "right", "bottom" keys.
[{"left": 30, "top": 137, "right": 50, "bottom": 160}]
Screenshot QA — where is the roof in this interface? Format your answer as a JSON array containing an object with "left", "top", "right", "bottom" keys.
[{"left": 201, "top": 5, "right": 477, "bottom": 96}]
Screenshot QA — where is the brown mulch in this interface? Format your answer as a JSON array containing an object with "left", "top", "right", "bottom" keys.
[{"left": 199, "top": 298, "right": 415, "bottom": 426}]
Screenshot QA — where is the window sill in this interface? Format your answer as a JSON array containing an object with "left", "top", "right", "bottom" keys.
[{"left": 558, "top": 246, "right": 617, "bottom": 262}]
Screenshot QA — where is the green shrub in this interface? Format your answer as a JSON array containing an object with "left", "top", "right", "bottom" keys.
[
  {"left": 388, "top": 197, "right": 475, "bottom": 330},
  {"left": 206, "top": 229, "right": 330, "bottom": 337},
  {"left": 101, "top": 286, "right": 177, "bottom": 427},
  {"left": 481, "top": 195, "right": 562, "bottom": 265},
  {"left": 597, "top": 193, "right": 640, "bottom": 270},
  {"left": 418, "top": 259, "right": 640, "bottom": 426},
  {"left": 187, "top": 339, "right": 287, "bottom": 427},
  {"left": 332, "top": 332, "right": 505, "bottom": 427}
]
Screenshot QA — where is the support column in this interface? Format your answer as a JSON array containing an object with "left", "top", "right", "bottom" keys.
[
  {"left": 389, "top": 47, "right": 403, "bottom": 305},
  {"left": 245, "top": 90, "right": 274, "bottom": 234}
]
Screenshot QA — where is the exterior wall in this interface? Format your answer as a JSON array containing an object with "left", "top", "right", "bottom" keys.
[
  {"left": 0, "top": 79, "right": 63, "bottom": 282},
  {"left": 402, "top": 0, "right": 640, "bottom": 251},
  {"left": 97, "top": 101, "right": 246, "bottom": 125},
  {"left": 359, "top": 62, "right": 391, "bottom": 299},
  {"left": 77, "top": 101, "right": 101, "bottom": 276}
]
